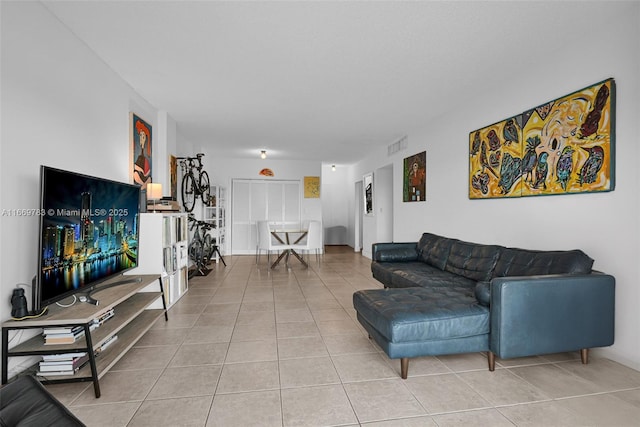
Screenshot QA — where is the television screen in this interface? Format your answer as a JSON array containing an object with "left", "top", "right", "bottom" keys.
[{"left": 35, "top": 166, "right": 141, "bottom": 311}]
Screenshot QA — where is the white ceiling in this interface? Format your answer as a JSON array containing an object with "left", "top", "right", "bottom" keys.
[{"left": 41, "top": 1, "right": 625, "bottom": 163}]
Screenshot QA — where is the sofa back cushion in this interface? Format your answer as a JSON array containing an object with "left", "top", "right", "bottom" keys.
[
  {"left": 493, "top": 248, "right": 594, "bottom": 277},
  {"left": 417, "top": 233, "right": 455, "bottom": 270},
  {"left": 444, "top": 240, "right": 502, "bottom": 282}
]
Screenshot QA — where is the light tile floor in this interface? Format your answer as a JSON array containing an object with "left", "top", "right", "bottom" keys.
[{"left": 46, "top": 246, "right": 640, "bottom": 426}]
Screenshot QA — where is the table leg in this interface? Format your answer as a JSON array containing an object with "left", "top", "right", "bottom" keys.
[
  {"left": 271, "top": 250, "right": 288, "bottom": 269},
  {"left": 271, "top": 231, "right": 285, "bottom": 244},
  {"left": 293, "top": 232, "right": 308, "bottom": 244},
  {"left": 290, "top": 250, "right": 308, "bottom": 268}
]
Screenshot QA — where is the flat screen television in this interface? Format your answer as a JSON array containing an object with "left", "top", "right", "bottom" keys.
[{"left": 33, "top": 166, "right": 141, "bottom": 312}]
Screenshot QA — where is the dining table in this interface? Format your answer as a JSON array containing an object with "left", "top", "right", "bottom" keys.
[{"left": 270, "top": 228, "right": 308, "bottom": 269}]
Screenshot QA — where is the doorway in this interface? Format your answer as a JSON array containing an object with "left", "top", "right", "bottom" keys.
[
  {"left": 354, "top": 180, "right": 363, "bottom": 252},
  {"left": 354, "top": 164, "right": 393, "bottom": 258}
]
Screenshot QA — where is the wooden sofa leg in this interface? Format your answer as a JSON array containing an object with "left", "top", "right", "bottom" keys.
[
  {"left": 400, "top": 358, "right": 409, "bottom": 379},
  {"left": 488, "top": 352, "right": 495, "bottom": 371},
  {"left": 581, "top": 348, "right": 589, "bottom": 365}
]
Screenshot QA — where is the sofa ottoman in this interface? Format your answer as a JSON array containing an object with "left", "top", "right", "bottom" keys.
[{"left": 353, "top": 286, "right": 490, "bottom": 378}]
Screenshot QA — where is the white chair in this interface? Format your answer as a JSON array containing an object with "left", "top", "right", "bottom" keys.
[
  {"left": 291, "top": 220, "right": 323, "bottom": 262},
  {"left": 255, "top": 222, "right": 261, "bottom": 264},
  {"left": 306, "top": 221, "right": 324, "bottom": 261},
  {"left": 256, "top": 221, "right": 290, "bottom": 266}
]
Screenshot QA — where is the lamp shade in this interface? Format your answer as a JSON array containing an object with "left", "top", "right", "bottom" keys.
[{"left": 147, "top": 183, "right": 163, "bottom": 200}]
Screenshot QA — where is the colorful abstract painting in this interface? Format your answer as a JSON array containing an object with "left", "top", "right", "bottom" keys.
[
  {"left": 403, "top": 151, "right": 426, "bottom": 202},
  {"left": 469, "top": 79, "right": 615, "bottom": 199}
]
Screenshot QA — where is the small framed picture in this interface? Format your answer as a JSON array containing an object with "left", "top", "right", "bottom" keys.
[{"left": 363, "top": 172, "right": 374, "bottom": 215}]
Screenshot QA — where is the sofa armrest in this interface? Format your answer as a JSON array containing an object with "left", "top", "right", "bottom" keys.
[
  {"left": 0, "top": 375, "right": 85, "bottom": 426},
  {"left": 490, "top": 273, "right": 615, "bottom": 359},
  {"left": 371, "top": 242, "right": 418, "bottom": 262}
]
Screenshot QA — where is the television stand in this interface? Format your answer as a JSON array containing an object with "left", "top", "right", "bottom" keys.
[
  {"left": 79, "top": 276, "right": 144, "bottom": 306},
  {"left": 1, "top": 274, "right": 166, "bottom": 398}
]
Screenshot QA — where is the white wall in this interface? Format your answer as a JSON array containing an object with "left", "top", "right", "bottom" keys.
[
  {"left": 321, "top": 164, "right": 349, "bottom": 245},
  {"left": 0, "top": 2, "right": 171, "bottom": 375},
  {"left": 376, "top": 164, "right": 394, "bottom": 243},
  {"left": 348, "top": 5, "right": 640, "bottom": 370}
]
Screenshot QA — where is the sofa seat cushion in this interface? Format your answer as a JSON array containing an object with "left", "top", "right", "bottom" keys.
[
  {"left": 392, "top": 263, "right": 478, "bottom": 289},
  {"left": 353, "top": 287, "right": 490, "bottom": 343}
]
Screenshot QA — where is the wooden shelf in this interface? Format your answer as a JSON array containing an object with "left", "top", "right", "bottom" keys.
[
  {"left": 33, "top": 308, "right": 165, "bottom": 382},
  {"left": 2, "top": 274, "right": 166, "bottom": 397}
]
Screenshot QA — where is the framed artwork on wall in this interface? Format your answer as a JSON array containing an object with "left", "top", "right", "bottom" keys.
[
  {"left": 304, "top": 176, "right": 320, "bottom": 198},
  {"left": 469, "top": 78, "right": 615, "bottom": 199},
  {"left": 170, "top": 155, "right": 178, "bottom": 200},
  {"left": 130, "top": 113, "right": 153, "bottom": 191},
  {"left": 404, "top": 151, "right": 426, "bottom": 202},
  {"left": 363, "top": 172, "right": 374, "bottom": 216}
]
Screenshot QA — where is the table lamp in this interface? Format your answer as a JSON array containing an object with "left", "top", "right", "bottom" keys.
[{"left": 146, "top": 183, "right": 163, "bottom": 211}]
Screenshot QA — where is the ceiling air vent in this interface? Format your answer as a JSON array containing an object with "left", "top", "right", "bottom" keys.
[{"left": 388, "top": 136, "right": 408, "bottom": 156}]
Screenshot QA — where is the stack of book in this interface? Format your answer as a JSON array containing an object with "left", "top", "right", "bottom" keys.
[
  {"left": 42, "top": 326, "right": 85, "bottom": 345},
  {"left": 89, "top": 308, "right": 115, "bottom": 330},
  {"left": 37, "top": 352, "right": 89, "bottom": 376},
  {"left": 95, "top": 334, "right": 118, "bottom": 355}
]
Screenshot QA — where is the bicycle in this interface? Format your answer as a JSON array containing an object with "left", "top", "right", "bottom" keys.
[
  {"left": 177, "top": 153, "right": 211, "bottom": 212},
  {"left": 188, "top": 215, "right": 226, "bottom": 277}
]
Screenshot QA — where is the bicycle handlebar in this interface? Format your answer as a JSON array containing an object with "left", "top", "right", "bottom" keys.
[
  {"left": 176, "top": 153, "right": 204, "bottom": 161},
  {"left": 188, "top": 215, "right": 216, "bottom": 230}
]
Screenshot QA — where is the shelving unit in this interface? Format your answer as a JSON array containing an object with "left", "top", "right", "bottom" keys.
[
  {"left": 203, "top": 185, "right": 226, "bottom": 262},
  {"left": 1, "top": 274, "right": 165, "bottom": 398},
  {"left": 132, "top": 212, "right": 189, "bottom": 308}
]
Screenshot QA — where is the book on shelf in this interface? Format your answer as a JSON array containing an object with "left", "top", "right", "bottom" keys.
[
  {"left": 96, "top": 334, "right": 118, "bottom": 354},
  {"left": 36, "top": 367, "right": 83, "bottom": 377},
  {"left": 42, "top": 325, "right": 83, "bottom": 336},
  {"left": 37, "top": 352, "right": 90, "bottom": 376},
  {"left": 43, "top": 328, "right": 86, "bottom": 345},
  {"left": 89, "top": 308, "right": 115, "bottom": 330},
  {"left": 39, "top": 353, "right": 90, "bottom": 372},
  {"left": 163, "top": 247, "right": 175, "bottom": 274},
  {"left": 41, "top": 352, "right": 88, "bottom": 361}
]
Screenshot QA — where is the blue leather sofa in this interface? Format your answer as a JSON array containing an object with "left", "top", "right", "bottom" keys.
[
  {"left": 0, "top": 375, "right": 85, "bottom": 426},
  {"left": 353, "top": 233, "right": 615, "bottom": 378}
]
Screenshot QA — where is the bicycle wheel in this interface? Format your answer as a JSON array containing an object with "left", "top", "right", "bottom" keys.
[
  {"left": 189, "top": 239, "right": 205, "bottom": 272},
  {"left": 203, "top": 233, "right": 214, "bottom": 263},
  {"left": 199, "top": 170, "right": 211, "bottom": 205},
  {"left": 181, "top": 172, "right": 196, "bottom": 212}
]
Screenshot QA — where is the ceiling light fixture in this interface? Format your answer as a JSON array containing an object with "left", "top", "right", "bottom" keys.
[
  {"left": 331, "top": 165, "right": 336, "bottom": 171},
  {"left": 260, "top": 150, "right": 267, "bottom": 159}
]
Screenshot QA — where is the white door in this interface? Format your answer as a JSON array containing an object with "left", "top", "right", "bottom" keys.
[{"left": 231, "top": 179, "right": 301, "bottom": 254}]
